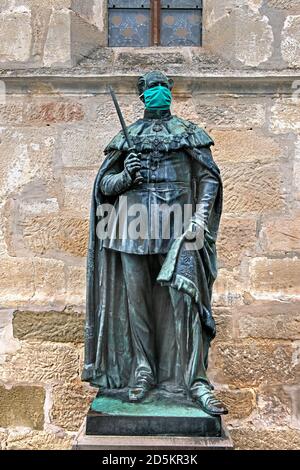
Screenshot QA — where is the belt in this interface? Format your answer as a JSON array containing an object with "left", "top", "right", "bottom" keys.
[{"left": 130, "top": 182, "right": 191, "bottom": 191}]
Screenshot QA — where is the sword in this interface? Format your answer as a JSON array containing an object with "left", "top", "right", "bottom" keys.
[{"left": 108, "top": 86, "right": 143, "bottom": 183}]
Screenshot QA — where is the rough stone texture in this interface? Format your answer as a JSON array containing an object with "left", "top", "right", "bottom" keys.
[
  {"left": 0, "top": 256, "right": 67, "bottom": 307},
  {"left": 21, "top": 215, "right": 89, "bottom": 258},
  {"left": 270, "top": 98, "right": 300, "bottom": 134},
  {"left": 215, "top": 388, "right": 256, "bottom": 420},
  {"left": 51, "top": 383, "right": 96, "bottom": 431},
  {"left": 6, "top": 430, "right": 73, "bottom": 450},
  {"left": 0, "top": 341, "right": 80, "bottom": 384},
  {"left": 212, "top": 268, "right": 245, "bottom": 307},
  {"left": 234, "top": 10, "right": 274, "bottom": 67},
  {"left": 193, "top": 97, "right": 266, "bottom": 130},
  {"left": 211, "top": 340, "right": 297, "bottom": 387},
  {"left": 205, "top": 2, "right": 274, "bottom": 67},
  {"left": 13, "top": 309, "right": 84, "bottom": 343},
  {"left": 62, "top": 170, "right": 96, "bottom": 215},
  {"left": 212, "top": 130, "right": 282, "bottom": 164},
  {"left": 231, "top": 428, "right": 300, "bottom": 450},
  {"left": 221, "top": 162, "right": 285, "bottom": 214},
  {"left": 260, "top": 214, "right": 300, "bottom": 253},
  {"left": 65, "top": 265, "right": 86, "bottom": 306},
  {"left": 267, "top": 0, "right": 300, "bottom": 10},
  {"left": 43, "top": 9, "right": 71, "bottom": 67},
  {"left": 23, "top": 100, "right": 84, "bottom": 125},
  {"left": 0, "top": 385, "right": 45, "bottom": 430},
  {"left": 0, "top": 8, "right": 32, "bottom": 63},
  {"left": 217, "top": 217, "right": 257, "bottom": 268},
  {"left": 253, "top": 385, "right": 292, "bottom": 427},
  {"left": 61, "top": 125, "right": 110, "bottom": 167},
  {"left": 282, "top": 16, "right": 300, "bottom": 67},
  {"left": 250, "top": 258, "right": 300, "bottom": 296},
  {"left": 237, "top": 301, "right": 300, "bottom": 340},
  {"left": 0, "top": 311, "right": 20, "bottom": 357},
  {"left": 0, "top": 126, "right": 57, "bottom": 202}
]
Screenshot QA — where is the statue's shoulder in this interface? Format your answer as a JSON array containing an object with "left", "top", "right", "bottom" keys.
[
  {"left": 104, "top": 119, "right": 144, "bottom": 154},
  {"left": 170, "top": 116, "right": 214, "bottom": 147}
]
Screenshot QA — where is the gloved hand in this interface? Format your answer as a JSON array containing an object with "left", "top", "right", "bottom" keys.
[
  {"left": 184, "top": 220, "right": 205, "bottom": 249},
  {"left": 124, "top": 150, "right": 142, "bottom": 178}
]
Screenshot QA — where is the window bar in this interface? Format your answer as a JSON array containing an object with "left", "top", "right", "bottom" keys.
[{"left": 151, "top": 0, "right": 161, "bottom": 46}]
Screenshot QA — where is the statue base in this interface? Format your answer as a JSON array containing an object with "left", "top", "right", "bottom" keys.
[{"left": 73, "top": 389, "right": 233, "bottom": 450}]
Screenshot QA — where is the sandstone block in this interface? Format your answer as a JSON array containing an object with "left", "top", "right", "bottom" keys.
[
  {"left": 282, "top": 15, "right": 300, "bottom": 67},
  {"left": 212, "top": 268, "right": 245, "bottom": 307},
  {"left": 63, "top": 170, "right": 96, "bottom": 215},
  {"left": 33, "top": 258, "right": 66, "bottom": 304},
  {"left": 192, "top": 97, "right": 266, "bottom": 130},
  {"left": 61, "top": 125, "right": 108, "bottom": 167},
  {"left": 267, "top": 0, "right": 300, "bottom": 9},
  {"left": 213, "top": 308, "right": 235, "bottom": 343},
  {"left": 270, "top": 98, "right": 300, "bottom": 134},
  {"left": 237, "top": 301, "right": 300, "bottom": 340},
  {"left": 0, "top": 431, "right": 7, "bottom": 450},
  {"left": 233, "top": 10, "right": 274, "bottom": 67},
  {"left": 250, "top": 257, "right": 300, "bottom": 296},
  {"left": 217, "top": 217, "right": 257, "bottom": 268},
  {"left": 231, "top": 427, "right": 300, "bottom": 450},
  {"left": 22, "top": 100, "right": 84, "bottom": 125},
  {"left": 215, "top": 388, "right": 256, "bottom": 420},
  {"left": 211, "top": 340, "right": 296, "bottom": 387},
  {"left": 0, "top": 102, "right": 23, "bottom": 125},
  {"left": 65, "top": 265, "right": 86, "bottom": 306},
  {"left": 0, "top": 310, "right": 20, "bottom": 357},
  {"left": 221, "top": 162, "right": 285, "bottom": 214},
  {"left": 260, "top": 214, "right": 300, "bottom": 253},
  {"left": 0, "top": 8, "right": 32, "bottom": 63},
  {"left": 43, "top": 9, "right": 71, "bottom": 67},
  {"left": 294, "top": 160, "right": 300, "bottom": 202},
  {"left": 211, "top": 130, "right": 282, "bottom": 164},
  {"left": 0, "top": 385, "right": 45, "bottom": 430},
  {"left": 0, "top": 341, "right": 79, "bottom": 384},
  {"left": 253, "top": 385, "right": 292, "bottom": 427},
  {"left": 205, "top": 4, "right": 273, "bottom": 67},
  {"left": 22, "top": 215, "right": 89, "bottom": 258},
  {"left": 0, "top": 126, "right": 57, "bottom": 201},
  {"left": 6, "top": 429, "right": 73, "bottom": 450},
  {"left": 50, "top": 382, "right": 96, "bottom": 431},
  {"left": 13, "top": 309, "right": 84, "bottom": 343},
  {"left": 0, "top": 257, "right": 35, "bottom": 306}
]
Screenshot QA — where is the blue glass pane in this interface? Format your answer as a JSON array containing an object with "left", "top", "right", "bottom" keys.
[
  {"left": 109, "top": 9, "right": 151, "bottom": 46},
  {"left": 160, "top": 9, "right": 202, "bottom": 46}
]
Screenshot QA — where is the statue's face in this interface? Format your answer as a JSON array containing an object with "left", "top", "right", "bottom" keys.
[{"left": 144, "top": 72, "right": 169, "bottom": 91}]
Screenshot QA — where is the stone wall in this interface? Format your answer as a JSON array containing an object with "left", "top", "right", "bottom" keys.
[{"left": 0, "top": 0, "right": 300, "bottom": 450}]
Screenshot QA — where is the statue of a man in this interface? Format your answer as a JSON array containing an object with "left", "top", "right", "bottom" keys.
[{"left": 82, "top": 71, "right": 228, "bottom": 416}]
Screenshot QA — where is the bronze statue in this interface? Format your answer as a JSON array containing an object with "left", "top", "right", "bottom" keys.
[{"left": 82, "top": 71, "right": 228, "bottom": 417}]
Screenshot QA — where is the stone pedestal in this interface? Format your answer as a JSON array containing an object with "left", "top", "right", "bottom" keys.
[{"left": 73, "top": 389, "right": 233, "bottom": 450}]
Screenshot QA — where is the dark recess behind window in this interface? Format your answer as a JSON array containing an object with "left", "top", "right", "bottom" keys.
[{"left": 108, "top": 0, "right": 203, "bottom": 47}]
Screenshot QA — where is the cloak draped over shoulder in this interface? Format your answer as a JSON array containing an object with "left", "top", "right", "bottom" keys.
[{"left": 82, "top": 116, "right": 222, "bottom": 389}]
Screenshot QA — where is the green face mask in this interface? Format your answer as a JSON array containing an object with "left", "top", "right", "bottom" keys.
[{"left": 143, "top": 85, "right": 172, "bottom": 111}]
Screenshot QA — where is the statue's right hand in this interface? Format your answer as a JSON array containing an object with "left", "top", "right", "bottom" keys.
[{"left": 124, "top": 150, "right": 142, "bottom": 178}]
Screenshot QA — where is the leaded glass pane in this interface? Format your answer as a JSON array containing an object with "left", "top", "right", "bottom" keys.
[
  {"left": 160, "top": 8, "right": 202, "bottom": 46},
  {"left": 108, "top": 1, "right": 151, "bottom": 47}
]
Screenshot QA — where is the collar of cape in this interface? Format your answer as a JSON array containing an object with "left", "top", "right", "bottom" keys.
[{"left": 104, "top": 114, "right": 214, "bottom": 155}]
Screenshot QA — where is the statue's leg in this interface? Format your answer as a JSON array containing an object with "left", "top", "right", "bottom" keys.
[
  {"left": 121, "top": 252, "right": 156, "bottom": 398},
  {"left": 168, "top": 288, "right": 210, "bottom": 390},
  {"left": 168, "top": 288, "right": 228, "bottom": 415}
]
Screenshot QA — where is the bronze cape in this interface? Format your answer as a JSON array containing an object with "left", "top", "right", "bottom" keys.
[{"left": 82, "top": 116, "right": 222, "bottom": 392}]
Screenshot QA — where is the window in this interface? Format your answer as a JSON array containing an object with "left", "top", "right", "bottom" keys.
[{"left": 108, "top": 0, "right": 203, "bottom": 47}]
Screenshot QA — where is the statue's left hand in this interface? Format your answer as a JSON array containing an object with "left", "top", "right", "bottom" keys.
[{"left": 184, "top": 221, "right": 204, "bottom": 249}]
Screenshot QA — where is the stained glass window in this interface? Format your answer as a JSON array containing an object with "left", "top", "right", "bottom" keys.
[{"left": 108, "top": 1, "right": 202, "bottom": 47}]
